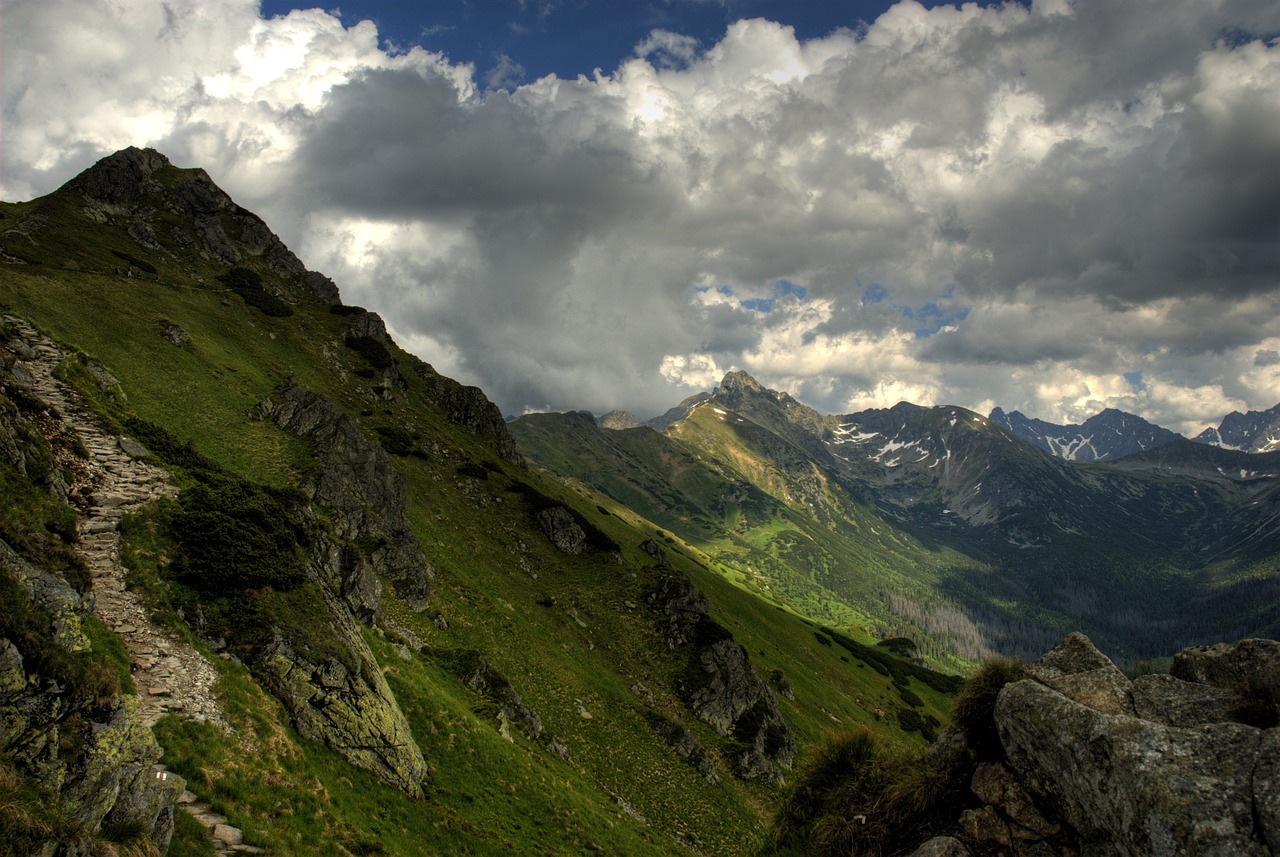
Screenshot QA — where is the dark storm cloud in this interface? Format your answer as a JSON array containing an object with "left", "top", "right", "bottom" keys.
[{"left": 4, "top": 0, "right": 1279, "bottom": 427}]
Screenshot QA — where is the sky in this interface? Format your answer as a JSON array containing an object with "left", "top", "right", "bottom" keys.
[{"left": 2, "top": 0, "right": 1279, "bottom": 434}]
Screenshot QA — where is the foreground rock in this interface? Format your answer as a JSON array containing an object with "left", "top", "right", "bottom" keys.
[{"left": 905, "top": 632, "right": 1280, "bottom": 857}]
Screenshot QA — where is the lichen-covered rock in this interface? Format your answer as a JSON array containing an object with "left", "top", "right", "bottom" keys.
[
  {"left": 1256, "top": 728, "right": 1280, "bottom": 853},
  {"left": 0, "top": 540, "right": 90, "bottom": 653},
  {"left": 2, "top": 540, "right": 182, "bottom": 853},
  {"left": 259, "top": 613, "right": 429, "bottom": 798},
  {"left": 1022, "top": 631, "right": 1134, "bottom": 716},
  {"left": 1171, "top": 639, "right": 1280, "bottom": 704},
  {"left": 64, "top": 695, "right": 185, "bottom": 848},
  {"left": 1132, "top": 672, "right": 1239, "bottom": 727},
  {"left": 908, "top": 836, "right": 971, "bottom": 857},
  {"left": 257, "top": 379, "right": 432, "bottom": 609},
  {"left": 996, "top": 679, "right": 1268, "bottom": 856},
  {"left": 535, "top": 506, "right": 586, "bottom": 555}
]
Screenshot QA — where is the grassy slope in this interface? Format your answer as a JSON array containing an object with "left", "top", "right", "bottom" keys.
[
  {"left": 0, "top": 185, "right": 955, "bottom": 855},
  {"left": 513, "top": 406, "right": 989, "bottom": 671},
  {"left": 514, "top": 392, "right": 1280, "bottom": 668}
]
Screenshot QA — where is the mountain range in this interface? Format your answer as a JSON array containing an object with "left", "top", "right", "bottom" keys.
[
  {"left": 513, "top": 370, "right": 1280, "bottom": 667},
  {"left": 1, "top": 147, "right": 1277, "bottom": 856}
]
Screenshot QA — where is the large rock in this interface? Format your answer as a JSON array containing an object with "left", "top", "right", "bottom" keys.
[
  {"left": 535, "top": 506, "right": 586, "bottom": 555},
  {"left": 990, "top": 634, "right": 1279, "bottom": 857},
  {"left": 258, "top": 379, "right": 433, "bottom": 609},
  {"left": 2, "top": 537, "right": 183, "bottom": 853},
  {"left": 1131, "top": 672, "right": 1239, "bottom": 727},
  {"left": 259, "top": 608, "right": 430, "bottom": 798},
  {"left": 1022, "top": 631, "right": 1134, "bottom": 716},
  {"left": 650, "top": 573, "right": 795, "bottom": 781},
  {"left": 997, "top": 679, "right": 1266, "bottom": 856},
  {"left": 1171, "top": 639, "right": 1280, "bottom": 704}
]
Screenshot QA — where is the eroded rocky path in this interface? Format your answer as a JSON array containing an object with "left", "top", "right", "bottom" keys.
[
  {"left": 5, "top": 316, "right": 259, "bottom": 853},
  {"left": 6, "top": 316, "right": 226, "bottom": 728}
]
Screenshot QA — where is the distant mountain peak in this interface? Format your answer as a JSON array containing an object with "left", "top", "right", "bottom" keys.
[
  {"left": 718, "top": 369, "right": 765, "bottom": 393},
  {"left": 597, "top": 410, "right": 643, "bottom": 430},
  {"left": 1193, "top": 401, "right": 1280, "bottom": 454},
  {"left": 989, "top": 407, "right": 1179, "bottom": 461}
]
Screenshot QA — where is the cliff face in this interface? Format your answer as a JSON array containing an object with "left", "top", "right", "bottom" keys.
[
  {"left": 649, "top": 573, "right": 796, "bottom": 781},
  {"left": 906, "top": 633, "right": 1280, "bottom": 857}
]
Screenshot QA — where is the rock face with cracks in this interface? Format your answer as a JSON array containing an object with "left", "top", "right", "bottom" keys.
[
  {"left": 257, "top": 377, "right": 434, "bottom": 609},
  {"left": 904, "top": 632, "right": 1280, "bottom": 857},
  {"left": 648, "top": 573, "right": 796, "bottom": 781}
]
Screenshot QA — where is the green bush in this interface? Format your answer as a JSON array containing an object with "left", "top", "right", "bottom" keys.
[
  {"left": 217, "top": 266, "right": 293, "bottom": 318},
  {"left": 375, "top": 425, "right": 417, "bottom": 456},
  {"left": 766, "top": 729, "right": 962, "bottom": 857},
  {"left": 344, "top": 335, "right": 394, "bottom": 369},
  {"left": 172, "top": 477, "right": 309, "bottom": 593}
]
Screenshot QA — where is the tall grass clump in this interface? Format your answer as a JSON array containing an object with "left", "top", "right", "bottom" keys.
[
  {"left": 950, "top": 655, "right": 1025, "bottom": 761},
  {"left": 764, "top": 728, "right": 963, "bottom": 857}
]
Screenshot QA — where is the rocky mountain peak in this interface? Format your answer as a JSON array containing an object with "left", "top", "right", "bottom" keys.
[
  {"left": 1195, "top": 402, "right": 1280, "bottom": 454},
  {"left": 717, "top": 369, "right": 766, "bottom": 394},
  {"left": 58, "top": 146, "right": 172, "bottom": 208},
  {"left": 597, "top": 410, "right": 642, "bottom": 430}
]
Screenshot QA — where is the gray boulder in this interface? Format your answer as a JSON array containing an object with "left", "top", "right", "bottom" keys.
[
  {"left": 993, "top": 634, "right": 1278, "bottom": 856},
  {"left": 1172, "top": 639, "right": 1280, "bottom": 704},
  {"left": 535, "top": 506, "right": 585, "bottom": 555}
]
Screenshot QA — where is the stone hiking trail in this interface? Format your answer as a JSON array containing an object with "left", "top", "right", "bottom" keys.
[{"left": 7, "top": 316, "right": 261, "bottom": 855}]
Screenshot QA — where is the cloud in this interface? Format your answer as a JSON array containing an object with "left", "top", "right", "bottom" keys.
[{"left": 3, "top": 0, "right": 1279, "bottom": 429}]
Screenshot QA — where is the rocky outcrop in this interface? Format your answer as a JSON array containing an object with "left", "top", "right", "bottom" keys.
[
  {"left": 411, "top": 358, "right": 521, "bottom": 461},
  {"left": 258, "top": 598, "right": 430, "bottom": 799},
  {"left": 902, "top": 633, "right": 1280, "bottom": 857},
  {"left": 536, "top": 506, "right": 586, "bottom": 555},
  {"left": 58, "top": 147, "right": 339, "bottom": 304},
  {"left": 598, "top": 410, "right": 642, "bottom": 430},
  {"left": 648, "top": 573, "right": 796, "bottom": 781},
  {"left": 1, "top": 540, "right": 184, "bottom": 853},
  {"left": 447, "top": 651, "right": 544, "bottom": 742},
  {"left": 257, "top": 377, "right": 433, "bottom": 609}
]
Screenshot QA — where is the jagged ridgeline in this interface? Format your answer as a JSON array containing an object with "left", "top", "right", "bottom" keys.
[
  {"left": 511, "top": 371, "right": 1280, "bottom": 668},
  {"left": 0, "top": 148, "right": 960, "bottom": 855}
]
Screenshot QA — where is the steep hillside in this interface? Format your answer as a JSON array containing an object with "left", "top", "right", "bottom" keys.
[
  {"left": 0, "top": 148, "right": 959, "bottom": 855},
  {"left": 514, "top": 374, "right": 1280, "bottom": 667}
]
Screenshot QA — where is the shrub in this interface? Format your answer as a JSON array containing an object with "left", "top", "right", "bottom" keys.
[
  {"left": 344, "top": 335, "right": 394, "bottom": 369},
  {"left": 951, "top": 655, "right": 1025, "bottom": 761},
  {"left": 217, "top": 266, "right": 293, "bottom": 318},
  {"left": 766, "top": 729, "right": 964, "bottom": 857},
  {"left": 375, "top": 425, "right": 418, "bottom": 457},
  {"left": 171, "top": 477, "right": 308, "bottom": 593}
]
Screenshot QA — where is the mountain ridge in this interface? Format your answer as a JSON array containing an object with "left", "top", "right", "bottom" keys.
[
  {"left": 514, "top": 369, "right": 1280, "bottom": 668},
  {"left": 0, "top": 147, "right": 968, "bottom": 855}
]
